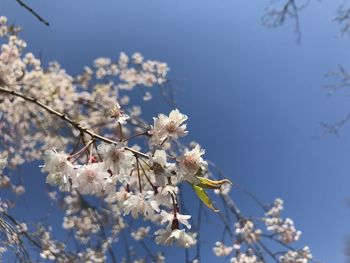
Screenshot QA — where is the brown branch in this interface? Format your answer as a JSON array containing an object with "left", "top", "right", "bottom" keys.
[
  {"left": 0, "top": 86, "right": 149, "bottom": 159},
  {"left": 15, "top": 0, "right": 50, "bottom": 26}
]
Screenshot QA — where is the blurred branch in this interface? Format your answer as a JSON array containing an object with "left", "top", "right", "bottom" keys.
[
  {"left": 335, "top": 1, "right": 350, "bottom": 35},
  {"left": 322, "top": 65, "right": 350, "bottom": 137},
  {"left": 324, "top": 65, "right": 350, "bottom": 95},
  {"left": 262, "top": 0, "right": 311, "bottom": 43}
]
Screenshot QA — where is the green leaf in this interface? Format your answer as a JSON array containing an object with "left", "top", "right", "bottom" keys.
[
  {"left": 192, "top": 185, "right": 219, "bottom": 212},
  {"left": 196, "top": 177, "right": 232, "bottom": 189}
]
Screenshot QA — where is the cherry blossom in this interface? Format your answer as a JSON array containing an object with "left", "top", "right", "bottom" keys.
[{"left": 0, "top": 15, "right": 314, "bottom": 263}]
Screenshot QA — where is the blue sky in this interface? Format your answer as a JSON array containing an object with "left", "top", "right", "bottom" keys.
[{"left": 2, "top": 0, "right": 350, "bottom": 262}]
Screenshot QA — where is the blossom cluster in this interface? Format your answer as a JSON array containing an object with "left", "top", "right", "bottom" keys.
[
  {"left": 234, "top": 220, "right": 262, "bottom": 244},
  {"left": 279, "top": 246, "right": 313, "bottom": 263},
  {"left": 41, "top": 108, "right": 207, "bottom": 249},
  {"left": 212, "top": 197, "right": 313, "bottom": 263},
  {"left": 0, "top": 15, "right": 169, "bottom": 170},
  {"left": 0, "top": 15, "right": 314, "bottom": 263},
  {"left": 263, "top": 198, "right": 302, "bottom": 243}
]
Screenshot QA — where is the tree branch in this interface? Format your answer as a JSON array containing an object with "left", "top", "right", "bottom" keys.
[
  {"left": 0, "top": 86, "right": 149, "bottom": 158},
  {"left": 15, "top": 0, "right": 50, "bottom": 26}
]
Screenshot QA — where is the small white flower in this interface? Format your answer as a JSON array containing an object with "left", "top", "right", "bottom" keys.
[
  {"left": 0, "top": 158, "right": 7, "bottom": 171},
  {"left": 132, "top": 52, "right": 144, "bottom": 64},
  {"left": 155, "top": 228, "right": 197, "bottom": 248},
  {"left": 131, "top": 226, "right": 150, "bottom": 241},
  {"left": 119, "top": 52, "right": 129, "bottom": 67},
  {"left": 214, "top": 182, "right": 231, "bottom": 195},
  {"left": 108, "top": 102, "right": 129, "bottom": 124},
  {"left": 143, "top": 91, "right": 152, "bottom": 101},
  {"left": 160, "top": 210, "right": 191, "bottom": 229},
  {"left": 213, "top": 241, "right": 233, "bottom": 257}
]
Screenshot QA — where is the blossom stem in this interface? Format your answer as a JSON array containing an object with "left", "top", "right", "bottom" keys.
[
  {"left": 135, "top": 157, "right": 142, "bottom": 193},
  {"left": 118, "top": 122, "right": 123, "bottom": 142},
  {"left": 138, "top": 156, "right": 152, "bottom": 169},
  {"left": 88, "top": 143, "right": 94, "bottom": 164},
  {"left": 69, "top": 136, "right": 82, "bottom": 156},
  {"left": 122, "top": 131, "right": 148, "bottom": 142},
  {"left": 67, "top": 140, "right": 94, "bottom": 160},
  {"left": 138, "top": 160, "right": 157, "bottom": 192},
  {"left": 170, "top": 193, "right": 178, "bottom": 218},
  {"left": 93, "top": 141, "right": 103, "bottom": 161}
]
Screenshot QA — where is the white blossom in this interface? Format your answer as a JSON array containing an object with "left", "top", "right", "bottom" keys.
[
  {"left": 98, "top": 142, "right": 134, "bottom": 181},
  {"left": 213, "top": 241, "right": 233, "bottom": 257},
  {"left": 235, "top": 220, "right": 262, "bottom": 244},
  {"left": 263, "top": 198, "right": 302, "bottom": 243},
  {"left": 149, "top": 109, "right": 188, "bottom": 146},
  {"left": 155, "top": 228, "right": 197, "bottom": 248},
  {"left": 178, "top": 144, "right": 207, "bottom": 183},
  {"left": 76, "top": 162, "right": 110, "bottom": 195},
  {"left": 279, "top": 246, "right": 313, "bottom": 263},
  {"left": 160, "top": 210, "right": 191, "bottom": 229},
  {"left": 0, "top": 158, "right": 7, "bottom": 172},
  {"left": 123, "top": 192, "right": 160, "bottom": 219},
  {"left": 41, "top": 150, "right": 75, "bottom": 191},
  {"left": 108, "top": 102, "right": 129, "bottom": 124},
  {"left": 230, "top": 252, "right": 262, "bottom": 263}
]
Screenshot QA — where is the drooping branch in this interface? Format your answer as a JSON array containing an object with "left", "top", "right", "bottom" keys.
[{"left": 0, "top": 86, "right": 149, "bottom": 159}]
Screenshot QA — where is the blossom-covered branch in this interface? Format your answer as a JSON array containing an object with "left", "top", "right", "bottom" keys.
[{"left": 0, "top": 15, "right": 314, "bottom": 262}]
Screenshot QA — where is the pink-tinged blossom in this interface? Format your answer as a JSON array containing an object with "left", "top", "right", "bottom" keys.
[
  {"left": 76, "top": 163, "right": 110, "bottom": 196},
  {"left": 149, "top": 109, "right": 188, "bottom": 146},
  {"left": 178, "top": 144, "right": 207, "bottom": 183}
]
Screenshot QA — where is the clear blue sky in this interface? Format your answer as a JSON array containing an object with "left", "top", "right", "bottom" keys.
[{"left": 2, "top": 0, "right": 350, "bottom": 262}]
